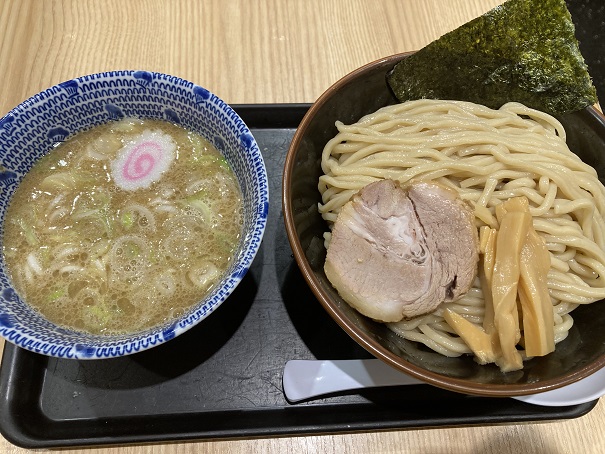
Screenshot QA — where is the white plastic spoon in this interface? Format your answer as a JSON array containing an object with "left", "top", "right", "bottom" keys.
[
  {"left": 283, "top": 359, "right": 423, "bottom": 403},
  {"left": 283, "top": 359, "right": 605, "bottom": 406}
]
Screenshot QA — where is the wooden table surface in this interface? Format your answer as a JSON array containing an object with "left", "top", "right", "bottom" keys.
[{"left": 1, "top": 1, "right": 604, "bottom": 452}]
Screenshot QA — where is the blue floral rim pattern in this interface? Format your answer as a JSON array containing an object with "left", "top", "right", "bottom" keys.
[{"left": 0, "top": 70, "right": 269, "bottom": 359}]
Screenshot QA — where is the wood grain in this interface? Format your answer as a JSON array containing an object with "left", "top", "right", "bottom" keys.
[
  {"left": 1, "top": 1, "right": 605, "bottom": 453},
  {"left": 0, "top": 0, "right": 503, "bottom": 110}
]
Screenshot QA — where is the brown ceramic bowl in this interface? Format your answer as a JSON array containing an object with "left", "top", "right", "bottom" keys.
[{"left": 282, "top": 52, "right": 605, "bottom": 397}]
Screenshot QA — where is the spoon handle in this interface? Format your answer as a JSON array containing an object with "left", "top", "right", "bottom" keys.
[{"left": 283, "top": 359, "right": 423, "bottom": 402}]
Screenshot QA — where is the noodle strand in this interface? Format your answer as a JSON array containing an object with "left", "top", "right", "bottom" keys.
[{"left": 319, "top": 100, "right": 605, "bottom": 359}]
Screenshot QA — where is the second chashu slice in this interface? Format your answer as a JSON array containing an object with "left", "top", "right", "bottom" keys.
[{"left": 324, "top": 179, "right": 479, "bottom": 322}]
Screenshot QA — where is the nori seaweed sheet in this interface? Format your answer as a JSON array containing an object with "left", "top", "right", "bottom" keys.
[{"left": 386, "top": 0, "right": 598, "bottom": 115}]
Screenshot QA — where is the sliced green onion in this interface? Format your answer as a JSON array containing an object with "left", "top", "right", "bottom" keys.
[{"left": 121, "top": 212, "right": 135, "bottom": 229}]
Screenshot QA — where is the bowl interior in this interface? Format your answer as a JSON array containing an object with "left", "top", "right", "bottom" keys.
[
  {"left": 283, "top": 53, "right": 605, "bottom": 396},
  {"left": 0, "top": 71, "right": 268, "bottom": 359}
]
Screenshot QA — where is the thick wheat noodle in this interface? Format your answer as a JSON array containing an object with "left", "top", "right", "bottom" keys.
[{"left": 319, "top": 99, "right": 605, "bottom": 359}]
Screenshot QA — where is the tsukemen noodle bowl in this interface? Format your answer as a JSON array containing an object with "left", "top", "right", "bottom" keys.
[
  {"left": 0, "top": 71, "right": 268, "bottom": 359},
  {"left": 283, "top": 53, "right": 605, "bottom": 396}
]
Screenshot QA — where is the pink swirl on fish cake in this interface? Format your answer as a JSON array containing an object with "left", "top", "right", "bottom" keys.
[
  {"left": 122, "top": 141, "right": 160, "bottom": 180},
  {"left": 111, "top": 130, "right": 176, "bottom": 191}
]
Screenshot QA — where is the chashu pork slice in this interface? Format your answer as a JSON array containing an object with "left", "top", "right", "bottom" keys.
[{"left": 324, "top": 179, "right": 479, "bottom": 322}]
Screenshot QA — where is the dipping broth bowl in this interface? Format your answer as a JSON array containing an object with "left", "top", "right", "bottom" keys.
[
  {"left": 282, "top": 52, "right": 605, "bottom": 397},
  {"left": 0, "top": 71, "right": 268, "bottom": 359}
]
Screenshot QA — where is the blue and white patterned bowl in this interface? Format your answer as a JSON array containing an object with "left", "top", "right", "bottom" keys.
[{"left": 0, "top": 71, "right": 268, "bottom": 359}]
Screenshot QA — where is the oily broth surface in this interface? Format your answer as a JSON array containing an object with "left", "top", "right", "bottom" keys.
[{"left": 2, "top": 118, "right": 244, "bottom": 335}]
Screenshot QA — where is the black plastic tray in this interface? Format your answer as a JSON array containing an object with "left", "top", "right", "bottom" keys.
[{"left": 0, "top": 104, "right": 597, "bottom": 449}]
